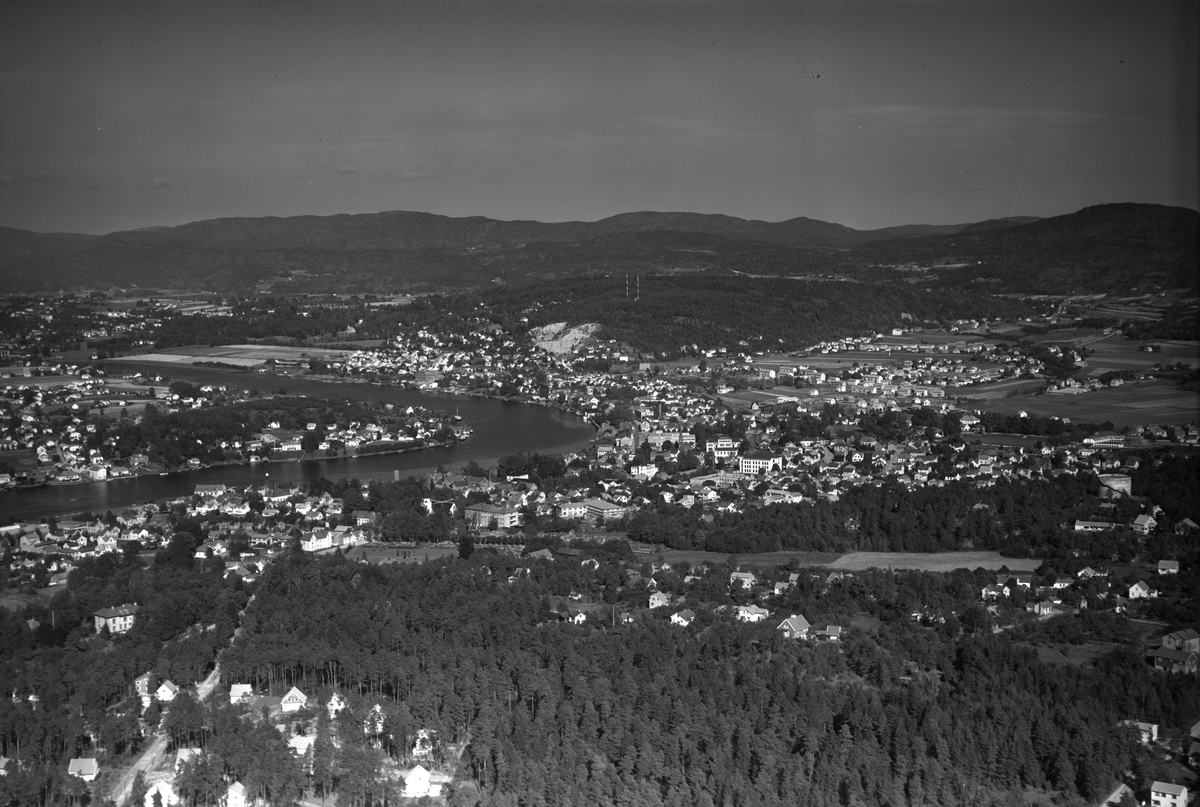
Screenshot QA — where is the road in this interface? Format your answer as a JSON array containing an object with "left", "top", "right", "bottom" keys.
[
  {"left": 107, "top": 664, "right": 221, "bottom": 806},
  {"left": 1098, "top": 781, "right": 1132, "bottom": 806},
  {"left": 108, "top": 730, "right": 168, "bottom": 807}
]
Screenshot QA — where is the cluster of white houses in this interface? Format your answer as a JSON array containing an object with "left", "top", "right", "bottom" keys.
[{"left": 464, "top": 496, "right": 628, "bottom": 529}]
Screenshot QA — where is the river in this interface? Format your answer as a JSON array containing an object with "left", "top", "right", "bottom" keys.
[{"left": 0, "top": 364, "right": 595, "bottom": 522}]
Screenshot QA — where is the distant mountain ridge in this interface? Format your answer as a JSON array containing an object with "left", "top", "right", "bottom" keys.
[{"left": 0, "top": 203, "right": 1195, "bottom": 294}]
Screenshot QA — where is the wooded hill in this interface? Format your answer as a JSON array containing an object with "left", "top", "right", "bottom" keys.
[
  {"left": 1, "top": 203, "right": 1194, "bottom": 294},
  {"left": 217, "top": 551, "right": 1200, "bottom": 807}
]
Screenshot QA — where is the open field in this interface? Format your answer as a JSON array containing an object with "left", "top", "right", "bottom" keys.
[
  {"left": 827, "top": 551, "right": 1040, "bottom": 572},
  {"left": 656, "top": 549, "right": 843, "bottom": 567},
  {"left": 1021, "top": 329, "right": 1198, "bottom": 372},
  {"left": 0, "top": 373, "right": 91, "bottom": 387},
  {"left": 850, "top": 614, "right": 884, "bottom": 633},
  {"left": 344, "top": 544, "right": 461, "bottom": 564},
  {"left": 967, "top": 379, "right": 1199, "bottom": 426},
  {"left": 652, "top": 549, "right": 1037, "bottom": 572},
  {"left": 108, "top": 343, "right": 357, "bottom": 368},
  {"left": 109, "top": 352, "right": 266, "bottom": 367},
  {"left": 1028, "top": 642, "right": 1120, "bottom": 666},
  {"left": 954, "top": 378, "right": 1046, "bottom": 399},
  {"left": 969, "top": 433, "right": 1044, "bottom": 449},
  {"left": 0, "top": 448, "right": 40, "bottom": 471},
  {"left": 0, "top": 589, "right": 53, "bottom": 612},
  {"left": 163, "top": 344, "right": 354, "bottom": 360}
]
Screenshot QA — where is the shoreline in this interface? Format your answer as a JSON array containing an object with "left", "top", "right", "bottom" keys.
[{"left": 9, "top": 438, "right": 463, "bottom": 496}]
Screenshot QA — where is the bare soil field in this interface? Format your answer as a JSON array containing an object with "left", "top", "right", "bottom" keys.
[{"left": 827, "top": 551, "right": 1040, "bottom": 572}]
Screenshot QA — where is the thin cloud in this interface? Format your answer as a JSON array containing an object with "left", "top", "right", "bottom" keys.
[{"left": 0, "top": 171, "right": 56, "bottom": 186}]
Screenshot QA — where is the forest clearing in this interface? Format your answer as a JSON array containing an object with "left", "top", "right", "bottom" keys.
[{"left": 652, "top": 548, "right": 1038, "bottom": 572}]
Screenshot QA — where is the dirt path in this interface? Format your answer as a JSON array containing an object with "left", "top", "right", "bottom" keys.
[
  {"left": 196, "top": 662, "right": 221, "bottom": 702},
  {"left": 108, "top": 731, "right": 168, "bottom": 807},
  {"left": 107, "top": 663, "right": 221, "bottom": 805}
]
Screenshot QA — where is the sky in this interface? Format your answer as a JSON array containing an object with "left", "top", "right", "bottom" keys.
[{"left": 1, "top": 0, "right": 1196, "bottom": 234}]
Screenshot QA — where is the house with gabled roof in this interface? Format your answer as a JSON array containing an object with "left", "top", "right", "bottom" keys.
[
  {"left": 401, "top": 762, "right": 430, "bottom": 797},
  {"left": 1174, "top": 517, "right": 1198, "bottom": 534},
  {"left": 280, "top": 686, "right": 308, "bottom": 713},
  {"left": 67, "top": 757, "right": 99, "bottom": 781},
  {"left": 735, "top": 604, "right": 770, "bottom": 623},
  {"left": 1157, "top": 560, "right": 1179, "bottom": 575},
  {"left": 1132, "top": 514, "right": 1157, "bottom": 535},
  {"left": 1162, "top": 629, "right": 1200, "bottom": 653},
  {"left": 1150, "top": 648, "right": 1198, "bottom": 674},
  {"left": 670, "top": 609, "right": 695, "bottom": 627},
  {"left": 1150, "top": 781, "right": 1188, "bottom": 807},
  {"left": 156, "top": 680, "right": 179, "bottom": 703},
  {"left": 229, "top": 683, "right": 252, "bottom": 704},
  {"left": 811, "top": 624, "right": 843, "bottom": 641},
  {"left": 1122, "top": 720, "right": 1158, "bottom": 744},
  {"left": 777, "top": 614, "right": 810, "bottom": 639},
  {"left": 561, "top": 607, "right": 588, "bottom": 625},
  {"left": 1129, "top": 580, "right": 1157, "bottom": 599}
]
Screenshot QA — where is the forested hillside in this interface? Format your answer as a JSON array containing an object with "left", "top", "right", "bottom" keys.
[
  {"left": 1, "top": 203, "right": 1193, "bottom": 294},
  {"left": 0, "top": 535, "right": 250, "bottom": 804},
  {"left": 221, "top": 552, "right": 1200, "bottom": 807},
  {"left": 469, "top": 275, "right": 1034, "bottom": 356}
]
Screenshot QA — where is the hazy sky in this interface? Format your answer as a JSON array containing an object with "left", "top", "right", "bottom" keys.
[{"left": 1, "top": 0, "right": 1196, "bottom": 234}]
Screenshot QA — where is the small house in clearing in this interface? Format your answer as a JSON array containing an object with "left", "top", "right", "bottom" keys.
[
  {"left": 67, "top": 758, "right": 99, "bottom": 782},
  {"left": 280, "top": 687, "right": 308, "bottom": 713},
  {"left": 735, "top": 604, "right": 770, "bottom": 623},
  {"left": 777, "top": 615, "right": 810, "bottom": 639},
  {"left": 670, "top": 609, "right": 696, "bottom": 627},
  {"left": 401, "top": 764, "right": 442, "bottom": 798}
]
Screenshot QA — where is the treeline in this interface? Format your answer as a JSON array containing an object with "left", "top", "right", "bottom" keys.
[
  {"left": 1131, "top": 452, "right": 1200, "bottom": 529},
  {"left": 219, "top": 553, "right": 1200, "bottom": 807},
  {"left": 1123, "top": 308, "right": 1200, "bottom": 342},
  {"left": 83, "top": 395, "right": 432, "bottom": 467},
  {"left": 0, "top": 532, "right": 250, "bottom": 805},
  {"left": 466, "top": 275, "right": 1034, "bottom": 357},
  {"left": 629, "top": 474, "right": 1111, "bottom": 556},
  {"left": 153, "top": 300, "right": 400, "bottom": 348}
]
